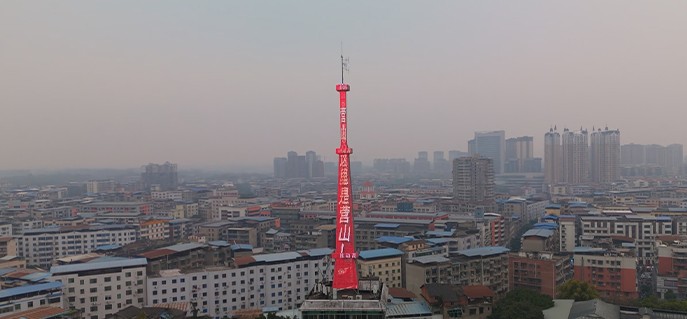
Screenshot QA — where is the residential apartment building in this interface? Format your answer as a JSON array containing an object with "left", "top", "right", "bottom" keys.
[
  {"left": 590, "top": 128, "right": 621, "bottom": 183},
  {"left": 452, "top": 155, "right": 495, "bottom": 213},
  {"left": 139, "top": 220, "right": 169, "bottom": 241},
  {"left": 579, "top": 215, "right": 672, "bottom": 265},
  {"left": 357, "top": 248, "right": 404, "bottom": 288},
  {"left": 656, "top": 238, "right": 687, "bottom": 299},
  {"left": 18, "top": 224, "right": 139, "bottom": 268},
  {"left": 561, "top": 128, "right": 589, "bottom": 184},
  {"left": 509, "top": 252, "right": 573, "bottom": 298},
  {"left": 50, "top": 258, "right": 147, "bottom": 319},
  {"left": 354, "top": 218, "right": 433, "bottom": 251},
  {"left": 0, "top": 282, "right": 63, "bottom": 315},
  {"left": 79, "top": 202, "right": 151, "bottom": 215},
  {"left": 573, "top": 248, "right": 638, "bottom": 301},
  {"left": 405, "top": 255, "right": 453, "bottom": 296},
  {"left": 468, "top": 131, "right": 505, "bottom": 174},
  {"left": 146, "top": 248, "right": 333, "bottom": 318},
  {"left": 452, "top": 247, "right": 510, "bottom": 297}
]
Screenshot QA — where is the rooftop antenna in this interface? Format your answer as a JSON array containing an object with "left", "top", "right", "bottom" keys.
[{"left": 340, "top": 42, "right": 349, "bottom": 83}]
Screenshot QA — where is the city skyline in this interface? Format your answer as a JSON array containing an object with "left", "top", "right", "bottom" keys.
[{"left": 3, "top": 1, "right": 687, "bottom": 171}]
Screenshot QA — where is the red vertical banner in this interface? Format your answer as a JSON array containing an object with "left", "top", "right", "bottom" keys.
[{"left": 332, "top": 83, "right": 358, "bottom": 290}]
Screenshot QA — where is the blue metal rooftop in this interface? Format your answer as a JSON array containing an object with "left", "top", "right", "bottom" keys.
[
  {"left": 95, "top": 244, "right": 121, "bottom": 251},
  {"left": 412, "top": 255, "right": 450, "bottom": 264},
  {"left": 376, "top": 236, "right": 414, "bottom": 245},
  {"left": 230, "top": 244, "right": 253, "bottom": 251},
  {"left": 0, "top": 281, "right": 62, "bottom": 300},
  {"left": 523, "top": 228, "right": 554, "bottom": 238},
  {"left": 375, "top": 223, "right": 401, "bottom": 229},
  {"left": 425, "top": 230, "right": 455, "bottom": 237},
  {"left": 252, "top": 251, "right": 303, "bottom": 263},
  {"left": 573, "top": 247, "right": 606, "bottom": 254},
  {"left": 304, "top": 248, "right": 334, "bottom": 257},
  {"left": 358, "top": 248, "right": 404, "bottom": 260},
  {"left": 458, "top": 246, "right": 509, "bottom": 257},
  {"left": 426, "top": 238, "right": 454, "bottom": 245},
  {"left": 533, "top": 222, "right": 559, "bottom": 229},
  {"left": 386, "top": 301, "right": 432, "bottom": 318},
  {"left": 51, "top": 258, "right": 147, "bottom": 274},
  {"left": 208, "top": 240, "right": 231, "bottom": 247},
  {"left": 21, "top": 272, "right": 52, "bottom": 282}
]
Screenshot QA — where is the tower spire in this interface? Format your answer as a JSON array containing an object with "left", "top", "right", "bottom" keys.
[{"left": 333, "top": 55, "right": 358, "bottom": 291}]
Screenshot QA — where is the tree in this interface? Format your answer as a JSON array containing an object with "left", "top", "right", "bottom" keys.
[
  {"left": 557, "top": 280, "right": 600, "bottom": 301},
  {"left": 489, "top": 288, "right": 554, "bottom": 319}
]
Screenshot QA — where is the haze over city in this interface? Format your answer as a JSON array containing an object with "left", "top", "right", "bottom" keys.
[{"left": 3, "top": 1, "right": 687, "bottom": 172}]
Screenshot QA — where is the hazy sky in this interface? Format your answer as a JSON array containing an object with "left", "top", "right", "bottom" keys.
[{"left": 2, "top": 1, "right": 687, "bottom": 171}]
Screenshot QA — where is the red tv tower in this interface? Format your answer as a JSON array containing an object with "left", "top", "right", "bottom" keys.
[{"left": 332, "top": 55, "right": 358, "bottom": 290}]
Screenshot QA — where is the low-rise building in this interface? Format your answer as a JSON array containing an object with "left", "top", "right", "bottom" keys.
[
  {"left": 50, "top": 258, "right": 148, "bottom": 319},
  {"left": 357, "top": 248, "right": 404, "bottom": 288},
  {"left": 147, "top": 248, "right": 333, "bottom": 318},
  {"left": 453, "top": 246, "right": 510, "bottom": 297},
  {"left": 509, "top": 252, "right": 573, "bottom": 298},
  {"left": 0, "top": 282, "right": 63, "bottom": 316},
  {"left": 18, "top": 225, "right": 139, "bottom": 268},
  {"left": 421, "top": 283, "right": 494, "bottom": 319},
  {"left": 573, "top": 247, "right": 638, "bottom": 301}
]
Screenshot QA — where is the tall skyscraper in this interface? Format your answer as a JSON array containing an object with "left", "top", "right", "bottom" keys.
[
  {"left": 433, "top": 151, "right": 450, "bottom": 174},
  {"left": 469, "top": 131, "right": 506, "bottom": 174},
  {"left": 590, "top": 128, "right": 620, "bottom": 183},
  {"left": 505, "top": 136, "right": 537, "bottom": 173},
  {"left": 448, "top": 150, "right": 469, "bottom": 162},
  {"left": 666, "top": 144, "right": 684, "bottom": 176},
  {"left": 413, "top": 151, "right": 431, "bottom": 174},
  {"left": 544, "top": 128, "right": 562, "bottom": 184},
  {"left": 621, "top": 143, "right": 646, "bottom": 166},
  {"left": 141, "top": 162, "right": 178, "bottom": 191},
  {"left": 561, "top": 128, "right": 589, "bottom": 184},
  {"left": 273, "top": 157, "right": 287, "bottom": 178},
  {"left": 453, "top": 155, "right": 495, "bottom": 212},
  {"left": 278, "top": 151, "right": 323, "bottom": 179},
  {"left": 619, "top": 143, "right": 683, "bottom": 177}
]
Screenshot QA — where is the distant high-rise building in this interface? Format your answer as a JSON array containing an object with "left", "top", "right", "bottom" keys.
[
  {"left": 505, "top": 136, "right": 539, "bottom": 173},
  {"left": 666, "top": 144, "right": 684, "bottom": 176},
  {"left": 433, "top": 151, "right": 450, "bottom": 175},
  {"left": 273, "top": 157, "right": 287, "bottom": 178},
  {"left": 373, "top": 158, "right": 411, "bottom": 174},
  {"left": 619, "top": 143, "right": 684, "bottom": 177},
  {"left": 448, "top": 150, "right": 469, "bottom": 162},
  {"left": 413, "top": 151, "right": 431, "bottom": 174},
  {"left": 561, "top": 128, "right": 589, "bottom": 184},
  {"left": 621, "top": 143, "right": 646, "bottom": 166},
  {"left": 590, "top": 128, "right": 621, "bottom": 183},
  {"left": 544, "top": 128, "right": 562, "bottom": 184},
  {"left": 469, "top": 131, "right": 506, "bottom": 174},
  {"left": 279, "top": 151, "right": 324, "bottom": 179},
  {"left": 453, "top": 155, "right": 495, "bottom": 212},
  {"left": 142, "top": 162, "right": 178, "bottom": 191}
]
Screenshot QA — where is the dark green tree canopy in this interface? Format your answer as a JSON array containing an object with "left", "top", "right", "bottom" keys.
[
  {"left": 489, "top": 288, "right": 554, "bottom": 319},
  {"left": 557, "top": 280, "right": 600, "bottom": 301}
]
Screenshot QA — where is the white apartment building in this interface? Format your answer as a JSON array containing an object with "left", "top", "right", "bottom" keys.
[
  {"left": 580, "top": 215, "right": 672, "bottom": 265},
  {"left": 151, "top": 191, "right": 184, "bottom": 201},
  {"left": 18, "top": 224, "right": 139, "bottom": 267},
  {"left": 51, "top": 258, "right": 147, "bottom": 319},
  {"left": 0, "top": 224, "right": 11, "bottom": 237},
  {"left": 146, "top": 248, "right": 334, "bottom": 319},
  {"left": 0, "top": 281, "right": 63, "bottom": 316},
  {"left": 558, "top": 215, "right": 576, "bottom": 253},
  {"left": 139, "top": 220, "right": 169, "bottom": 240}
]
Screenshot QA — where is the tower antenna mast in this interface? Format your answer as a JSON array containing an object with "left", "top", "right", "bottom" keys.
[{"left": 332, "top": 52, "right": 358, "bottom": 291}]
